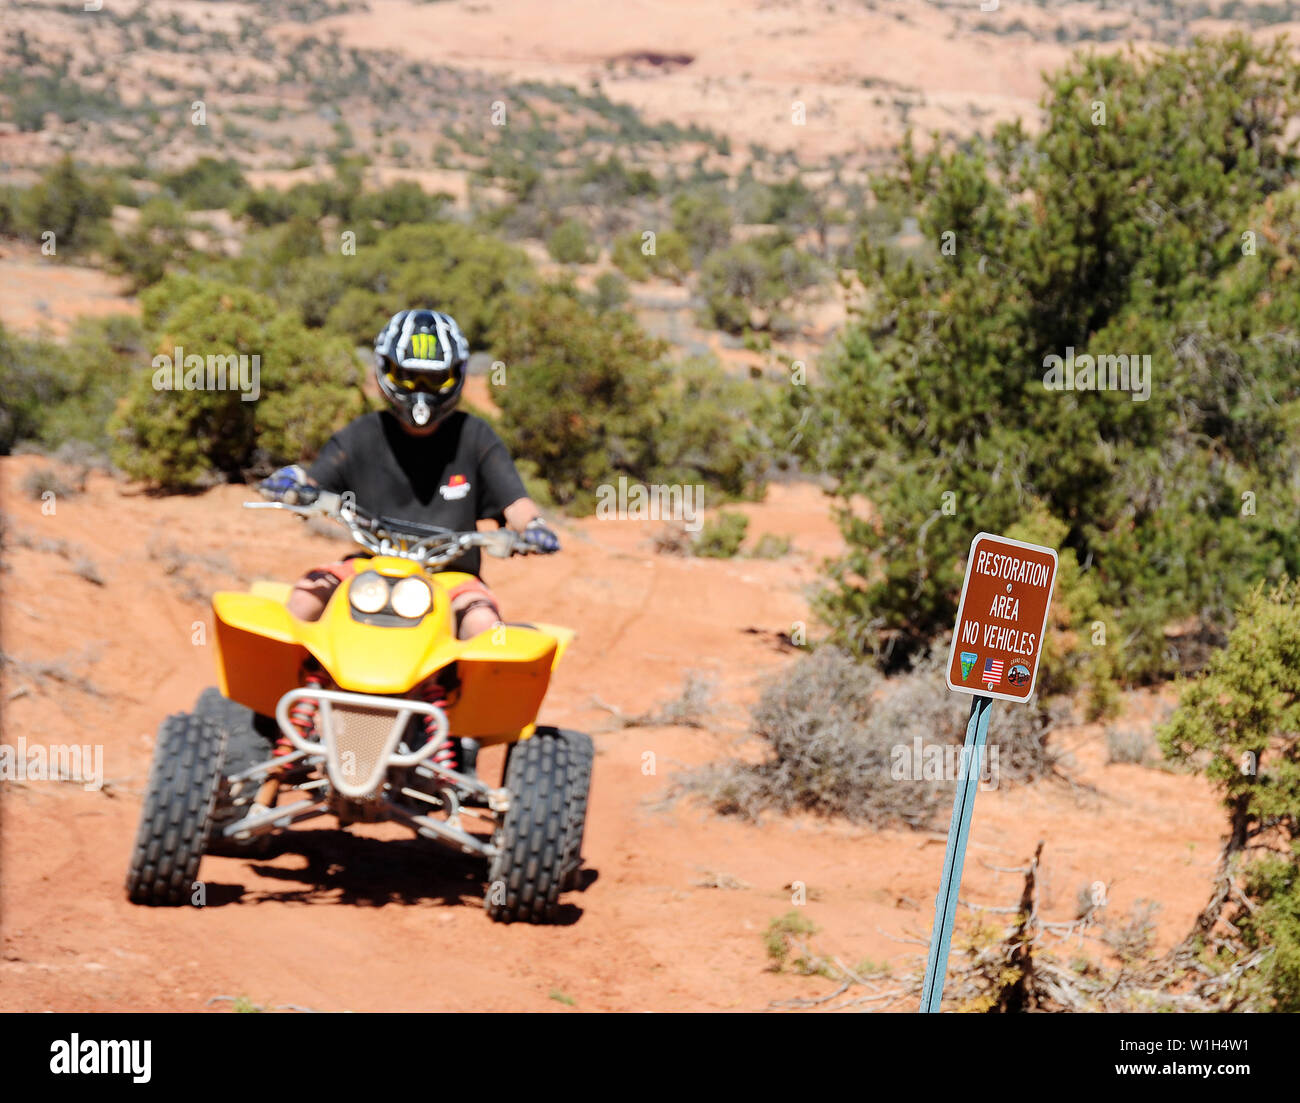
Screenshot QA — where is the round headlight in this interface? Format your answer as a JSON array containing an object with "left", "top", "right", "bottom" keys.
[
  {"left": 350, "top": 571, "right": 389, "bottom": 614},
  {"left": 390, "top": 576, "right": 433, "bottom": 619}
]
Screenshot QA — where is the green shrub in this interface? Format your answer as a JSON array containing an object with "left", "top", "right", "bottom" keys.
[
  {"left": 317, "top": 223, "right": 532, "bottom": 347},
  {"left": 576, "top": 153, "right": 659, "bottom": 199},
  {"left": 611, "top": 228, "right": 690, "bottom": 282},
  {"left": 1238, "top": 854, "right": 1300, "bottom": 1012},
  {"left": 109, "top": 277, "right": 364, "bottom": 488},
  {"left": 491, "top": 293, "right": 770, "bottom": 512},
  {"left": 105, "top": 196, "right": 195, "bottom": 291},
  {"left": 0, "top": 315, "right": 146, "bottom": 455},
  {"left": 1005, "top": 508, "right": 1120, "bottom": 719},
  {"left": 653, "top": 358, "right": 772, "bottom": 500},
  {"left": 14, "top": 156, "right": 112, "bottom": 254},
  {"left": 211, "top": 219, "right": 532, "bottom": 346},
  {"left": 236, "top": 185, "right": 319, "bottom": 226},
  {"left": 589, "top": 271, "right": 630, "bottom": 313},
  {"left": 693, "top": 511, "right": 748, "bottom": 558},
  {"left": 671, "top": 187, "right": 732, "bottom": 262},
  {"left": 489, "top": 286, "right": 667, "bottom": 511},
  {"left": 352, "top": 180, "right": 450, "bottom": 227},
  {"left": 45, "top": 315, "right": 150, "bottom": 450},
  {"left": 546, "top": 218, "right": 595, "bottom": 264},
  {"left": 1160, "top": 579, "right": 1300, "bottom": 1009},
  {"left": 609, "top": 231, "right": 649, "bottom": 280},
  {"left": 324, "top": 287, "right": 390, "bottom": 345},
  {"left": 0, "top": 324, "right": 62, "bottom": 452},
  {"left": 698, "top": 235, "right": 822, "bottom": 334},
  {"left": 0, "top": 185, "right": 17, "bottom": 236},
  {"left": 160, "top": 157, "right": 248, "bottom": 210},
  {"left": 1160, "top": 580, "right": 1300, "bottom": 851}
]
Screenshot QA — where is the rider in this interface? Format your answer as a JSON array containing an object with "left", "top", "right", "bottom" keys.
[{"left": 258, "top": 308, "right": 560, "bottom": 639}]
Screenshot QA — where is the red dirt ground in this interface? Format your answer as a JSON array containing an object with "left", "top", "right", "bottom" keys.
[{"left": 0, "top": 455, "right": 1226, "bottom": 1011}]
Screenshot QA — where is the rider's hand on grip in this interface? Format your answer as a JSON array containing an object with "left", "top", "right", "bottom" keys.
[
  {"left": 520, "top": 519, "right": 560, "bottom": 554},
  {"left": 258, "top": 464, "right": 311, "bottom": 504}
]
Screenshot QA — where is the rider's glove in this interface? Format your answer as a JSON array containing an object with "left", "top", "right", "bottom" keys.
[
  {"left": 258, "top": 464, "right": 312, "bottom": 504},
  {"left": 520, "top": 518, "right": 560, "bottom": 554}
]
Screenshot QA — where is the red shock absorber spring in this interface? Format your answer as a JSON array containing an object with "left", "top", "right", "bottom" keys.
[
  {"left": 282, "top": 669, "right": 328, "bottom": 765},
  {"left": 417, "top": 679, "right": 457, "bottom": 772}
]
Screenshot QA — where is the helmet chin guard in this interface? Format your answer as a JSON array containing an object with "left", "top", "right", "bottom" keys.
[{"left": 411, "top": 395, "right": 433, "bottom": 427}]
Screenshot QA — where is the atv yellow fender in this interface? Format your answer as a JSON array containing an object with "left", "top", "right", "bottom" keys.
[{"left": 213, "top": 558, "right": 572, "bottom": 744}]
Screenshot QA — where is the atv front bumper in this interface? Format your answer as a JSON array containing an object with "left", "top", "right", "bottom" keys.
[{"left": 216, "top": 688, "right": 509, "bottom": 858}]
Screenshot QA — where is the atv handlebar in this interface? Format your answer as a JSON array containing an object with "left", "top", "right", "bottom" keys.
[{"left": 243, "top": 489, "right": 527, "bottom": 567}]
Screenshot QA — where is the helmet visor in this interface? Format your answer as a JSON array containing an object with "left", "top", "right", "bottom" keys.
[{"left": 385, "top": 363, "right": 458, "bottom": 395}]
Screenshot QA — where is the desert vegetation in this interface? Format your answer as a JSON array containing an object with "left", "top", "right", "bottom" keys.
[{"left": 790, "top": 36, "right": 1300, "bottom": 691}]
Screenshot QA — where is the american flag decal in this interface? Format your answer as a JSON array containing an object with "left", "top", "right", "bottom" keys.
[{"left": 983, "top": 658, "right": 1004, "bottom": 683}]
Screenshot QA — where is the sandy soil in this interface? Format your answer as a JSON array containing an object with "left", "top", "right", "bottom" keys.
[
  {"left": 0, "top": 454, "right": 1227, "bottom": 1011},
  {"left": 0, "top": 242, "right": 138, "bottom": 337}
]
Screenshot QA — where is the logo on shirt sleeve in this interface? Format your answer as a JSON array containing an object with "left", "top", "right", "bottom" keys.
[{"left": 439, "top": 474, "right": 471, "bottom": 501}]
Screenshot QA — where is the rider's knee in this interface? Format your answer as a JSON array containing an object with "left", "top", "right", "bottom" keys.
[
  {"left": 456, "top": 601, "right": 499, "bottom": 640},
  {"left": 288, "top": 571, "right": 341, "bottom": 622}
]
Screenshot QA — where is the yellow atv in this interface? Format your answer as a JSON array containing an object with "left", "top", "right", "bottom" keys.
[{"left": 125, "top": 490, "right": 592, "bottom": 923}]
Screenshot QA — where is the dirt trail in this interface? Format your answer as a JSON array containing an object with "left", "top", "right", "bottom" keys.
[{"left": 1, "top": 456, "right": 1225, "bottom": 1011}]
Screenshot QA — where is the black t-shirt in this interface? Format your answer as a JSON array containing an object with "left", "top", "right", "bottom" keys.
[{"left": 307, "top": 410, "right": 528, "bottom": 577}]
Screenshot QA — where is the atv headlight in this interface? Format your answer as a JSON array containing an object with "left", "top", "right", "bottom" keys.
[
  {"left": 390, "top": 576, "right": 432, "bottom": 619},
  {"left": 350, "top": 571, "right": 390, "bottom": 614}
]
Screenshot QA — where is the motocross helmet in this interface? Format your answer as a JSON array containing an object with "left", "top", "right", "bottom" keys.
[{"left": 374, "top": 309, "right": 469, "bottom": 432}]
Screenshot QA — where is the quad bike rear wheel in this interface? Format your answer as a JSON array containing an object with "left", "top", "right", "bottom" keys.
[
  {"left": 554, "top": 728, "right": 593, "bottom": 891},
  {"left": 193, "top": 687, "right": 278, "bottom": 856},
  {"left": 125, "top": 712, "right": 227, "bottom": 906},
  {"left": 485, "top": 729, "right": 572, "bottom": 923}
]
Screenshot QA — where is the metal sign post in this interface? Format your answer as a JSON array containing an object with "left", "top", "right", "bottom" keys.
[
  {"left": 919, "top": 693, "right": 993, "bottom": 1013},
  {"left": 919, "top": 532, "right": 1057, "bottom": 1013}
]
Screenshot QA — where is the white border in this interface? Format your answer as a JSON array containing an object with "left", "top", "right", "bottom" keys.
[{"left": 944, "top": 531, "right": 1058, "bottom": 704}]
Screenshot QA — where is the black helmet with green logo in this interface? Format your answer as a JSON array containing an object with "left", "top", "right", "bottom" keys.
[{"left": 374, "top": 309, "right": 469, "bottom": 432}]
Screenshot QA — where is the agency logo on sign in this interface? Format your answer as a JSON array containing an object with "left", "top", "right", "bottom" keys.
[{"left": 959, "top": 652, "right": 977, "bottom": 680}]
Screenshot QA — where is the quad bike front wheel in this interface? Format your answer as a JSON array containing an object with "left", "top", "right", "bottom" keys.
[
  {"left": 125, "top": 712, "right": 227, "bottom": 906},
  {"left": 485, "top": 729, "right": 573, "bottom": 923},
  {"left": 193, "top": 687, "right": 278, "bottom": 857},
  {"left": 194, "top": 688, "right": 276, "bottom": 774}
]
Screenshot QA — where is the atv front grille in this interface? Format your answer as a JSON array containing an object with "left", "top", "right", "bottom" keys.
[
  {"left": 275, "top": 687, "right": 451, "bottom": 801},
  {"left": 331, "top": 703, "right": 401, "bottom": 794}
]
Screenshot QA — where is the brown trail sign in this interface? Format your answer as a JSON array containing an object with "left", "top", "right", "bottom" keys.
[
  {"left": 945, "top": 532, "right": 1058, "bottom": 704},
  {"left": 921, "top": 531, "right": 1058, "bottom": 1012}
]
